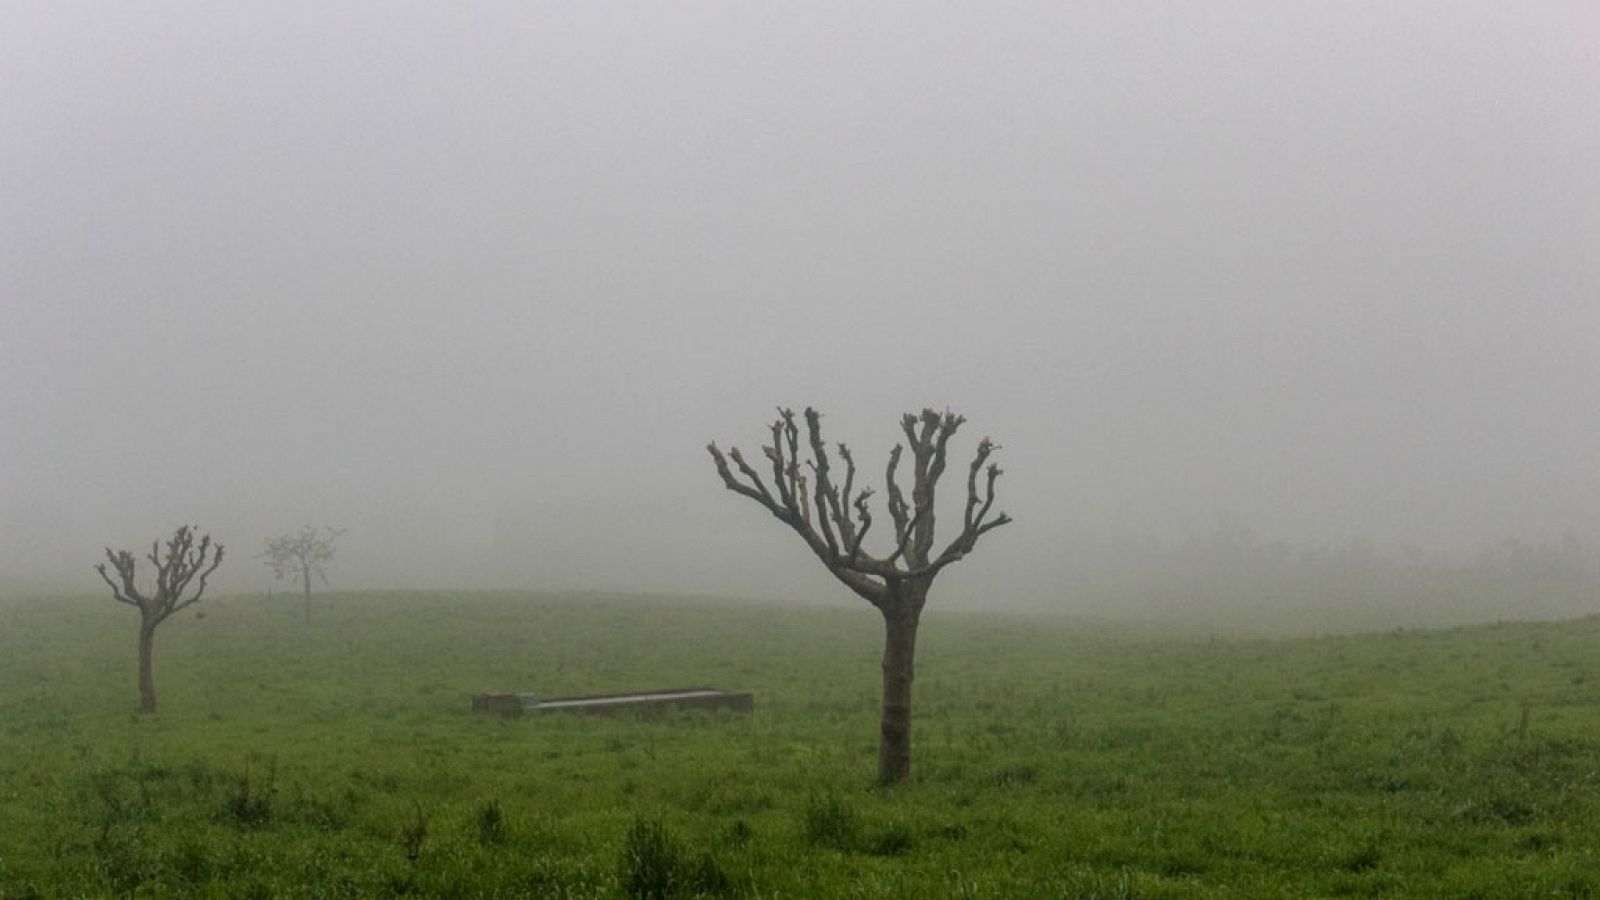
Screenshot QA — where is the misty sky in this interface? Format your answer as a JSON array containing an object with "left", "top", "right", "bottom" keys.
[{"left": 3, "top": 3, "right": 1597, "bottom": 606}]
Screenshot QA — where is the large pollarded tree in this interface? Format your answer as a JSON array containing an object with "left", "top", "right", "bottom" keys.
[
  {"left": 94, "top": 526, "right": 225, "bottom": 713},
  {"left": 709, "top": 407, "right": 1011, "bottom": 783}
]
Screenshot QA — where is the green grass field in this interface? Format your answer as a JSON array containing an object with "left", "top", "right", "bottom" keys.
[{"left": 1, "top": 590, "right": 1597, "bottom": 898}]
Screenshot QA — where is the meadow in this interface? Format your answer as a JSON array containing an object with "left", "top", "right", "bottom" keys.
[{"left": 0, "top": 590, "right": 1597, "bottom": 898}]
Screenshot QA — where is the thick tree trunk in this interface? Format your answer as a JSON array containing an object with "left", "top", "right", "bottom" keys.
[
  {"left": 302, "top": 565, "right": 312, "bottom": 624},
  {"left": 878, "top": 588, "right": 926, "bottom": 784},
  {"left": 137, "top": 621, "right": 157, "bottom": 713}
]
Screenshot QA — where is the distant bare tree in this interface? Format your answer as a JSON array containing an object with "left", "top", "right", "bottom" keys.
[
  {"left": 709, "top": 408, "right": 1011, "bottom": 783},
  {"left": 260, "top": 526, "right": 343, "bottom": 623},
  {"left": 94, "top": 526, "right": 225, "bottom": 713}
]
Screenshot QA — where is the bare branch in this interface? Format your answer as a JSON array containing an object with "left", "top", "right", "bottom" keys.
[
  {"left": 147, "top": 539, "right": 165, "bottom": 597},
  {"left": 803, "top": 409, "right": 842, "bottom": 556},
  {"left": 716, "top": 433, "right": 862, "bottom": 581},
  {"left": 806, "top": 462, "right": 839, "bottom": 555},
  {"left": 900, "top": 412, "right": 920, "bottom": 448},
  {"left": 884, "top": 444, "right": 910, "bottom": 543},
  {"left": 765, "top": 414, "right": 795, "bottom": 512},
  {"left": 931, "top": 443, "right": 1013, "bottom": 572},
  {"left": 171, "top": 542, "right": 225, "bottom": 615},
  {"left": 847, "top": 487, "right": 875, "bottom": 563},
  {"left": 885, "top": 507, "right": 922, "bottom": 567},
  {"left": 976, "top": 462, "right": 1002, "bottom": 528},
  {"left": 977, "top": 512, "right": 1012, "bottom": 537},
  {"left": 904, "top": 409, "right": 959, "bottom": 565},
  {"left": 95, "top": 559, "right": 140, "bottom": 607},
  {"left": 708, "top": 443, "right": 777, "bottom": 510},
  {"left": 963, "top": 438, "right": 997, "bottom": 531},
  {"left": 831, "top": 566, "right": 889, "bottom": 605},
  {"left": 927, "top": 410, "right": 965, "bottom": 487},
  {"left": 729, "top": 446, "right": 779, "bottom": 510},
  {"left": 165, "top": 531, "right": 207, "bottom": 601},
  {"left": 834, "top": 442, "right": 860, "bottom": 551},
  {"left": 781, "top": 408, "right": 801, "bottom": 511}
]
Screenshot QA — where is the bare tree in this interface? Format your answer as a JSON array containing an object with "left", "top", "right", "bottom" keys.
[
  {"left": 709, "top": 408, "right": 1011, "bottom": 783},
  {"left": 94, "top": 526, "right": 225, "bottom": 713},
  {"left": 260, "top": 526, "right": 343, "bottom": 623}
]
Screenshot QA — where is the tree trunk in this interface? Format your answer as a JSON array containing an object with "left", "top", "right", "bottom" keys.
[
  {"left": 137, "top": 621, "right": 157, "bottom": 713},
  {"left": 878, "top": 589, "right": 926, "bottom": 784},
  {"left": 303, "top": 565, "right": 312, "bottom": 624}
]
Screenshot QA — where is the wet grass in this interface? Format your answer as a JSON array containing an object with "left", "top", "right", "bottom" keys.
[{"left": 0, "top": 590, "right": 1597, "bottom": 897}]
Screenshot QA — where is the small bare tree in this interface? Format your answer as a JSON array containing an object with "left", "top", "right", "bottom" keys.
[
  {"left": 260, "top": 526, "right": 342, "bottom": 623},
  {"left": 709, "top": 408, "right": 1011, "bottom": 783},
  {"left": 94, "top": 526, "right": 225, "bottom": 713}
]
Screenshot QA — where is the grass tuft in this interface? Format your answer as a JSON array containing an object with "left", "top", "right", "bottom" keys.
[
  {"left": 802, "top": 793, "right": 858, "bottom": 851},
  {"left": 475, "top": 798, "right": 507, "bottom": 847},
  {"left": 220, "top": 763, "right": 274, "bottom": 828}
]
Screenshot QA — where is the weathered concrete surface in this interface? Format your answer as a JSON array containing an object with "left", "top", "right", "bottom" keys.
[{"left": 471, "top": 688, "right": 753, "bottom": 717}]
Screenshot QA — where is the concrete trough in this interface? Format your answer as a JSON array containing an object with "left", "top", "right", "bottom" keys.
[{"left": 472, "top": 687, "right": 753, "bottom": 717}]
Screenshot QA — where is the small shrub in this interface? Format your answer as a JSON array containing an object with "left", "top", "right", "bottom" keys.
[
  {"left": 383, "top": 872, "right": 419, "bottom": 897},
  {"left": 1339, "top": 841, "right": 1381, "bottom": 873},
  {"left": 865, "top": 823, "right": 916, "bottom": 857},
  {"left": 685, "top": 852, "right": 734, "bottom": 896},
  {"left": 476, "top": 799, "right": 507, "bottom": 847},
  {"left": 1558, "top": 878, "right": 1595, "bottom": 899},
  {"left": 992, "top": 764, "right": 1038, "bottom": 787},
  {"left": 184, "top": 760, "right": 217, "bottom": 795},
  {"left": 1157, "top": 853, "right": 1207, "bottom": 877},
  {"left": 168, "top": 839, "right": 211, "bottom": 883},
  {"left": 221, "top": 765, "right": 274, "bottom": 828},
  {"left": 1458, "top": 793, "right": 1535, "bottom": 826},
  {"left": 400, "top": 804, "right": 428, "bottom": 863},
  {"left": 803, "top": 793, "right": 858, "bottom": 851},
  {"left": 1057, "top": 867, "right": 1140, "bottom": 899},
  {"left": 724, "top": 819, "right": 753, "bottom": 846},
  {"left": 90, "top": 766, "right": 163, "bottom": 831},
  {"left": 617, "top": 817, "right": 737, "bottom": 900},
  {"left": 285, "top": 785, "right": 348, "bottom": 831},
  {"left": 95, "top": 831, "right": 147, "bottom": 897},
  {"left": 620, "top": 818, "right": 683, "bottom": 900},
  {"left": 1516, "top": 831, "right": 1560, "bottom": 854}
]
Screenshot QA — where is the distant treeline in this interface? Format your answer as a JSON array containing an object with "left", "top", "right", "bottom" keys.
[{"left": 1068, "top": 517, "right": 1598, "bottom": 635}]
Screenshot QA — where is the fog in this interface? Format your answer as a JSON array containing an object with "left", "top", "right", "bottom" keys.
[{"left": 3, "top": 3, "right": 1597, "bottom": 625}]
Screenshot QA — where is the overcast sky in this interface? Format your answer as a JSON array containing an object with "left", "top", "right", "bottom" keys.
[{"left": 2, "top": 2, "right": 1597, "bottom": 607}]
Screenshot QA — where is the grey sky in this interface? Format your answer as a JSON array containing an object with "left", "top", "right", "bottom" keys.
[{"left": 3, "top": 3, "right": 1597, "bottom": 607}]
